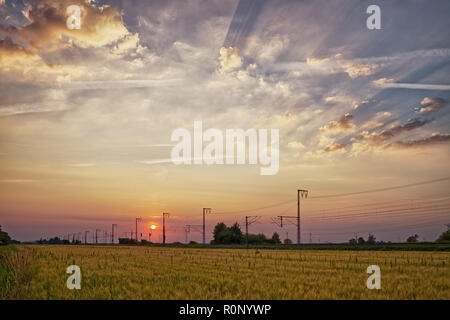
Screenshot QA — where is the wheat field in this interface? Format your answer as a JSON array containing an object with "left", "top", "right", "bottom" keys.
[{"left": 1, "top": 245, "right": 449, "bottom": 299}]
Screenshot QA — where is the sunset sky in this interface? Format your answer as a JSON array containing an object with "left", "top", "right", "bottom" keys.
[{"left": 1, "top": 0, "right": 449, "bottom": 243}]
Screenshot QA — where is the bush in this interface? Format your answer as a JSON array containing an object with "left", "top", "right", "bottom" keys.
[
  {"left": 367, "top": 234, "right": 376, "bottom": 245},
  {"left": 119, "top": 238, "right": 138, "bottom": 245},
  {"left": 0, "top": 225, "right": 11, "bottom": 246},
  {"left": 436, "top": 230, "right": 450, "bottom": 243},
  {"left": 270, "top": 232, "right": 281, "bottom": 244},
  {"left": 407, "top": 234, "right": 419, "bottom": 243}
]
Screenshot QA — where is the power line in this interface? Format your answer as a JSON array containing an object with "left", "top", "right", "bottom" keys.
[
  {"left": 310, "top": 177, "right": 450, "bottom": 199},
  {"left": 213, "top": 177, "right": 450, "bottom": 215}
]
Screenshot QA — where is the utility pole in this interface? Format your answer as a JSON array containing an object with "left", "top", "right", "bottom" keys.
[
  {"left": 245, "top": 216, "right": 261, "bottom": 247},
  {"left": 185, "top": 225, "right": 189, "bottom": 243},
  {"left": 185, "top": 225, "right": 202, "bottom": 243},
  {"left": 84, "top": 231, "right": 89, "bottom": 244},
  {"left": 297, "top": 189, "right": 308, "bottom": 244},
  {"left": 136, "top": 218, "right": 142, "bottom": 242},
  {"left": 309, "top": 232, "right": 312, "bottom": 244},
  {"left": 95, "top": 229, "right": 100, "bottom": 244},
  {"left": 162, "top": 212, "right": 169, "bottom": 245},
  {"left": 202, "top": 208, "right": 212, "bottom": 244},
  {"left": 111, "top": 224, "right": 117, "bottom": 244}
]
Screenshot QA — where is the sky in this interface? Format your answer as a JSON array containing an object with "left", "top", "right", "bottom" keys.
[{"left": 0, "top": 0, "right": 449, "bottom": 243}]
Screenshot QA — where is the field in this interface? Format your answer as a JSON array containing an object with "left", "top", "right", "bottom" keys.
[{"left": 1, "top": 245, "right": 449, "bottom": 299}]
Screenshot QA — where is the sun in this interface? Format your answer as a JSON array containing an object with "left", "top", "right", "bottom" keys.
[{"left": 150, "top": 224, "right": 157, "bottom": 230}]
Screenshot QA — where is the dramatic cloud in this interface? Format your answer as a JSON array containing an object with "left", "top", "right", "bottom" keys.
[
  {"left": 363, "top": 118, "right": 433, "bottom": 145},
  {"left": 360, "top": 111, "right": 392, "bottom": 130},
  {"left": 218, "top": 46, "right": 243, "bottom": 74},
  {"left": 416, "top": 97, "right": 447, "bottom": 113},
  {"left": 388, "top": 133, "right": 450, "bottom": 149},
  {"left": 320, "top": 113, "right": 355, "bottom": 133},
  {"left": 1, "top": 0, "right": 129, "bottom": 50}
]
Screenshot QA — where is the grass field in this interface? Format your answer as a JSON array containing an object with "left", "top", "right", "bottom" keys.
[{"left": 1, "top": 245, "right": 449, "bottom": 299}]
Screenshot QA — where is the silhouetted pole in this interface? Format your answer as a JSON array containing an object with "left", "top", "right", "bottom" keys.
[
  {"left": 245, "top": 216, "right": 260, "bottom": 247},
  {"left": 162, "top": 212, "right": 169, "bottom": 245},
  {"left": 297, "top": 189, "right": 308, "bottom": 244},
  {"left": 202, "top": 208, "right": 211, "bottom": 244},
  {"left": 245, "top": 216, "right": 248, "bottom": 246},
  {"left": 136, "top": 218, "right": 142, "bottom": 242},
  {"left": 112, "top": 224, "right": 117, "bottom": 244},
  {"left": 84, "top": 231, "right": 89, "bottom": 244},
  {"left": 185, "top": 225, "right": 190, "bottom": 243}
]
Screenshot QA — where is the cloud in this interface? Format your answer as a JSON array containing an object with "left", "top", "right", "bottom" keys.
[
  {"left": 322, "top": 142, "right": 346, "bottom": 153},
  {"left": 0, "top": 0, "right": 146, "bottom": 83},
  {"left": 0, "top": 179, "right": 37, "bottom": 183},
  {"left": 68, "top": 163, "right": 96, "bottom": 167},
  {"left": 363, "top": 118, "right": 432, "bottom": 145},
  {"left": 416, "top": 97, "right": 447, "bottom": 113},
  {"left": 341, "top": 62, "right": 376, "bottom": 79},
  {"left": 245, "top": 35, "right": 289, "bottom": 64},
  {"left": 274, "top": 55, "right": 378, "bottom": 78},
  {"left": 372, "top": 78, "right": 394, "bottom": 86},
  {"left": 287, "top": 141, "right": 305, "bottom": 149},
  {"left": 218, "top": 46, "right": 243, "bottom": 74},
  {"left": 388, "top": 133, "right": 450, "bottom": 149},
  {"left": 2, "top": 0, "right": 129, "bottom": 50},
  {"left": 360, "top": 111, "right": 392, "bottom": 130},
  {"left": 320, "top": 113, "right": 355, "bottom": 133}
]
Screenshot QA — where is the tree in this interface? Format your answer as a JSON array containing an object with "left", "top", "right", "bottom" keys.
[
  {"left": 436, "top": 230, "right": 450, "bottom": 243},
  {"left": 406, "top": 234, "right": 419, "bottom": 243},
  {"left": 228, "top": 222, "right": 244, "bottom": 244},
  {"left": 0, "top": 225, "right": 11, "bottom": 245},
  {"left": 357, "top": 237, "right": 366, "bottom": 245},
  {"left": 367, "top": 234, "right": 376, "bottom": 244},
  {"left": 212, "top": 222, "right": 244, "bottom": 244},
  {"left": 349, "top": 238, "right": 357, "bottom": 245},
  {"left": 213, "top": 222, "right": 227, "bottom": 243},
  {"left": 283, "top": 238, "right": 293, "bottom": 244},
  {"left": 271, "top": 232, "right": 281, "bottom": 244}
]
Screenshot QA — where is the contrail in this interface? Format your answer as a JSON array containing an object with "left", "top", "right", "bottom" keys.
[
  {"left": 375, "top": 83, "right": 450, "bottom": 91},
  {"left": 67, "top": 79, "right": 182, "bottom": 90}
]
